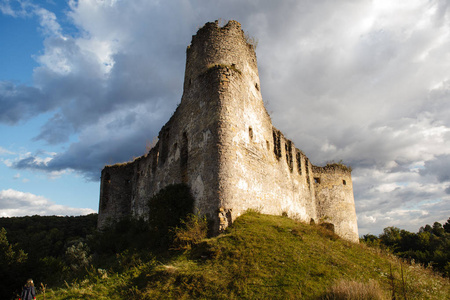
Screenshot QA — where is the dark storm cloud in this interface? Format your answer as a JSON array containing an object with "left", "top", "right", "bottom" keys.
[
  {"left": 0, "top": 81, "right": 51, "bottom": 124},
  {"left": 13, "top": 104, "right": 171, "bottom": 180},
  {"left": 420, "top": 154, "right": 450, "bottom": 183}
]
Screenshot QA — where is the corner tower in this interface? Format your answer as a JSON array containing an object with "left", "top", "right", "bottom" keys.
[
  {"left": 313, "top": 164, "right": 359, "bottom": 242},
  {"left": 180, "top": 20, "right": 264, "bottom": 232}
]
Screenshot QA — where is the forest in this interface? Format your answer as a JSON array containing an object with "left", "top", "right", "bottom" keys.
[
  {"left": 0, "top": 214, "right": 97, "bottom": 299},
  {"left": 362, "top": 218, "right": 450, "bottom": 277}
]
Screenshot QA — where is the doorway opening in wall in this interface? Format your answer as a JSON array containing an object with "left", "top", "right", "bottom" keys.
[{"left": 343, "top": 180, "right": 346, "bottom": 185}]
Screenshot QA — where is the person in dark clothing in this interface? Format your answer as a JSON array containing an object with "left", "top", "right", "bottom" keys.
[{"left": 19, "top": 279, "right": 36, "bottom": 300}]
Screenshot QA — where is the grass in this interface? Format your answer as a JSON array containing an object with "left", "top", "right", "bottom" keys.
[
  {"left": 37, "top": 212, "right": 449, "bottom": 299},
  {"left": 323, "top": 279, "right": 389, "bottom": 299}
]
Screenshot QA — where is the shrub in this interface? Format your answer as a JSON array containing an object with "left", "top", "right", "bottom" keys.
[
  {"left": 65, "top": 241, "right": 92, "bottom": 274},
  {"left": 172, "top": 213, "right": 208, "bottom": 250},
  {"left": 147, "top": 183, "right": 196, "bottom": 248},
  {"left": 147, "top": 184, "right": 195, "bottom": 233}
]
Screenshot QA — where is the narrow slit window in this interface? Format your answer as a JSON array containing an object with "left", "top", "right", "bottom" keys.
[{"left": 273, "top": 129, "right": 281, "bottom": 159}]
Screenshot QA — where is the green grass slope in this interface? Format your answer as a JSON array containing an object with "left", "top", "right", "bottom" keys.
[{"left": 40, "top": 212, "right": 449, "bottom": 299}]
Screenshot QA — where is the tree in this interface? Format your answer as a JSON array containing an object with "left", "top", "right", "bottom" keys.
[
  {"left": 0, "top": 227, "right": 27, "bottom": 266},
  {"left": 379, "top": 227, "right": 401, "bottom": 250},
  {"left": 443, "top": 218, "right": 450, "bottom": 234},
  {"left": 432, "top": 222, "right": 445, "bottom": 237},
  {"left": 419, "top": 224, "right": 433, "bottom": 233},
  {"left": 0, "top": 228, "right": 28, "bottom": 299}
]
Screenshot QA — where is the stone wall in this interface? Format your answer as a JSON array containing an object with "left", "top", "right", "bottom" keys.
[
  {"left": 216, "top": 64, "right": 318, "bottom": 225},
  {"left": 98, "top": 20, "right": 359, "bottom": 242}
]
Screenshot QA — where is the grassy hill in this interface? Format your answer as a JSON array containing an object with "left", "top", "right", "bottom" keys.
[{"left": 39, "top": 212, "right": 449, "bottom": 299}]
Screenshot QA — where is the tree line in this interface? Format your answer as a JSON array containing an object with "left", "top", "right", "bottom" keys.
[
  {"left": 0, "top": 214, "right": 97, "bottom": 299},
  {"left": 362, "top": 218, "right": 450, "bottom": 277}
]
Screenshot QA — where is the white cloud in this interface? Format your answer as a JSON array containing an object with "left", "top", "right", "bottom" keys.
[
  {"left": 34, "top": 7, "right": 62, "bottom": 37},
  {"left": 0, "top": 189, "right": 95, "bottom": 217},
  {"left": 0, "top": 146, "right": 14, "bottom": 155}
]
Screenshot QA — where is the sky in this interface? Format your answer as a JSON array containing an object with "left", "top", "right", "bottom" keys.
[{"left": 0, "top": 0, "right": 449, "bottom": 236}]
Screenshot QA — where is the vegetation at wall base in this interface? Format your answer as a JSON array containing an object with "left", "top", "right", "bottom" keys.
[{"left": 31, "top": 212, "right": 448, "bottom": 300}]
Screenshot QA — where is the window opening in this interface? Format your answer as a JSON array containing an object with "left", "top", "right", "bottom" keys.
[
  {"left": 272, "top": 129, "right": 281, "bottom": 159},
  {"left": 285, "top": 140, "right": 293, "bottom": 172},
  {"left": 296, "top": 151, "right": 302, "bottom": 175}
]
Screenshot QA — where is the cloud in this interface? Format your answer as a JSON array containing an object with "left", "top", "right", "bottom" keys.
[
  {"left": 357, "top": 197, "right": 449, "bottom": 235},
  {"left": 0, "top": 81, "right": 49, "bottom": 124},
  {"left": 0, "top": 146, "right": 14, "bottom": 155},
  {"left": 12, "top": 103, "right": 170, "bottom": 180},
  {"left": 2, "top": 0, "right": 450, "bottom": 234},
  {"left": 0, "top": 0, "right": 31, "bottom": 17},
  {"left": 0, "top": 189, "right": 95, "bottom": 217},
  {"left": 420, "top": 154, "right": 450, "bottom": 183}
]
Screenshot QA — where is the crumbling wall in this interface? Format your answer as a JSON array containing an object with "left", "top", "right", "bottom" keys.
[
  {"left": 98, "top": 163, "right": 134, "bottom": 228},
  {"left": 98, "top": 20, "right": 359, "bottom": 242},
  {"left": 98, "top": 47, "right": 225, "bottom": 229},
  {"left": 210, "top": 21, "right": 318, "bottom": 226}
]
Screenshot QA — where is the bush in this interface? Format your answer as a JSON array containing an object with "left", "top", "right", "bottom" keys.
[
  {"left": 171, "top": 213, "right": 208, "bottom": 250},
  {"left": 65, "top": 241, "right": 92, "bottom": 274},
  {"left": 147, "top": 184, "right": 195, "bottom": 246}
]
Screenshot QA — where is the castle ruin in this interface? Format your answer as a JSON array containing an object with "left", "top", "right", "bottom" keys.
[{"left": 98, "top": 20, "right": 359, "bottom": 243}]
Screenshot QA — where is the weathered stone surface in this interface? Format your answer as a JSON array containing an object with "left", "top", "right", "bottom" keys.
[{"left": 98, "top": 20, "right": 359, "bottom": 243}]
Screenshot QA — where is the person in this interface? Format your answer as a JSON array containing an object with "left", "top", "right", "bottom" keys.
[{"left": 19, "top": 279, "right": 36, "bottom": 300}]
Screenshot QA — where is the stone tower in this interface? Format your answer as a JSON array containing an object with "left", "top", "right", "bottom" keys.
[{"left": 98, "top": 20, "right": 359, "bottom": 242}]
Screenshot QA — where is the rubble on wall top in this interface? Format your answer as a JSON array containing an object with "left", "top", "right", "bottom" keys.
[
  {"left": 188, "top": 20, "right": 244, "bottom": 48},
  {"left": 313, "top": 162, "right": 352, "bottom": 173}
]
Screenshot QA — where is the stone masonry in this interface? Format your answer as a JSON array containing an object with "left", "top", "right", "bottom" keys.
[{"left": 98, "top": 20, "right": 359, "bottom": 243}]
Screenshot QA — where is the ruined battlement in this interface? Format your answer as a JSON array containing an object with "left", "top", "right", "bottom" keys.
[
  {"left": 98, "top": 20, "right": 359, "bottom": 242},
  {"left": 183, "top": 20, "right": 258, "bottom": 92}
]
